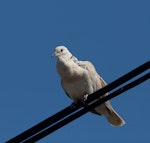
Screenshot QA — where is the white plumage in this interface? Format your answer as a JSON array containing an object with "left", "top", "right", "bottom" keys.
[{"left": 53, "top": 46, "right": 125, "bottom": 126}]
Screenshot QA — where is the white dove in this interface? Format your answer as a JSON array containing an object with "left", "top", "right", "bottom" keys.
[{"left": 53, "top": 46, "right": 125, "bottom": 126}]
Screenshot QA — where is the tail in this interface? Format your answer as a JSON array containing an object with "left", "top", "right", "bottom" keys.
[
  {"left": 94, "top": 102, "right": 125, "bottom": 127},
  {"left": 106, "top": 109, "right": 125, "bottom": 126}
]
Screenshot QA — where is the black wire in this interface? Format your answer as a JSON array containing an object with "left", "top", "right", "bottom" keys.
[
  {"left": 6, "top": 61, "right": 150, "bottom": 143},
  {"left": 86, "top": 60, "right": 150, "bottom": 103},
  {"left": 23, "top": 73, "right": 150, "bottom": 143}
]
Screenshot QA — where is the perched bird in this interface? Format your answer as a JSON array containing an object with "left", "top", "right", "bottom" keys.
[{"left": 53, "top": 46, "right": 125, "bottom": 126}]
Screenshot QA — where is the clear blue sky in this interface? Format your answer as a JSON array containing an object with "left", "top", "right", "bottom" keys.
[{"left": 0, "top": 1, "right": 150, "bottom": 143}]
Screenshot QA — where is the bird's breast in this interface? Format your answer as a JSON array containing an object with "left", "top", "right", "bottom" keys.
[{"left": 62, "top": 77, "right": 88, "bottom": 100}]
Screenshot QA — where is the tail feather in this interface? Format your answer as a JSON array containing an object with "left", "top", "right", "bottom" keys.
[
  {"left": 106, "top": 109, "right": 125, "bottom": 126},
  {"left": 94, "top": 102, "right": 125, "bottom": 126}
]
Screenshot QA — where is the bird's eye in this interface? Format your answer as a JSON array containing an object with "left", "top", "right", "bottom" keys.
[{"left": 61, "top": 49, "right": 63, "bottom": 52}]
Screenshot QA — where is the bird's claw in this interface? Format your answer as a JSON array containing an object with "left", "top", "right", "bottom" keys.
[
  {"left": 81, "top": 94, "right": 89, "bottom": 106},
  {"left": 82, "top": 94, "right": 89, "bottom": 101},
  {"left": 70, "top": 94, "right": 89, "bottom": 109}
]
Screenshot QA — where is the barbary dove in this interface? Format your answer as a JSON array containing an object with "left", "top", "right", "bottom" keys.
[{"left": 53, "top": 46, "right": 125, "bottom": 126}]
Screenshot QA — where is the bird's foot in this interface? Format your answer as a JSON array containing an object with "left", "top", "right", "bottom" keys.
[
  {"left": 70, "top": 94, "right": 89, "bottom": 109},
  {"left": 82, "top": 94, "right": 89, "bottom": 101},
  {"left": 81, "top": 94, "right": 89, "bottom": 106}
]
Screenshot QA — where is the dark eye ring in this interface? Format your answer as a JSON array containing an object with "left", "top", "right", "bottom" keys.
[{"left": 61, "top": 49, "right": 63, "bottom": 52}]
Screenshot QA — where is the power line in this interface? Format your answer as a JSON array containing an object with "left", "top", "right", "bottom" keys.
[
  {"left": 23, "top": 73, "right": 149, "bottom": 143},
  {"left": 6, "top": 61, "right": 150, "bottom": 143}
]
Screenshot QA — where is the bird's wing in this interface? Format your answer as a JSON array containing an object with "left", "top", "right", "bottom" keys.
[{"left": 77, "top": 61, "right": 109, "bottom": 115}]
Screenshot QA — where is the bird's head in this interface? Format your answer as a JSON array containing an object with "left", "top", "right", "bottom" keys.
[{"left": 52, "top": 46, "right": 72, "bottom": 59}]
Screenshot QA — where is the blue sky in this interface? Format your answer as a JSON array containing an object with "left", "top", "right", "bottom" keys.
[{"left": 0, "top": 0, "right": 150, "bottom": 143}]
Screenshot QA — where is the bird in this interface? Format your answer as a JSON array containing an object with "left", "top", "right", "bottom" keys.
[{"left": 53, "top": 46, "right": 125, "bottom": 126}]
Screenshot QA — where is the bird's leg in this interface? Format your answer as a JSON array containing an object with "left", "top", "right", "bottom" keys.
[
  {"left": 82, "top": 94, "right": 89, "bottom": 101},
  {"left": 81, "top": 94, "right": 89, "bottom": 106},
  {"left": 70, "top": 94, "right": 89, "bottom": 109}
]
